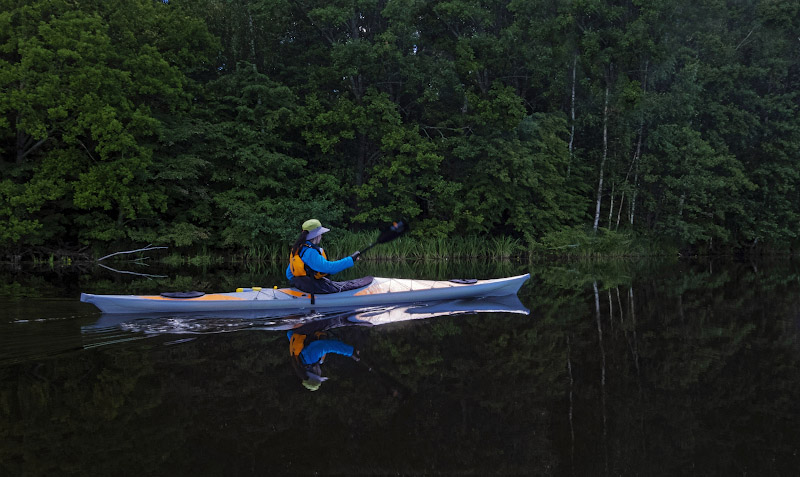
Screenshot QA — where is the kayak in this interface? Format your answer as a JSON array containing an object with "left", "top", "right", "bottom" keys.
[
  {"left": 80, "top": 274, "right": 530, "bottom": 314},
  {"left": 83, "top": 294, "right": 530, "bottom": 332},
  {"left": 80, "top": 294, "right": 530, "bottom": 352}
]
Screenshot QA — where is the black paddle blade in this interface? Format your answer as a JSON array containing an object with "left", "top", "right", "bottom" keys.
[{"left": 376, "top": 220, "right": 409, "bottom": 244}]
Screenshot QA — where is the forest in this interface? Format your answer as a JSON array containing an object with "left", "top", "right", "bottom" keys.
[{"left": 1, "top": 0, "right": 799, "bottom": 258}]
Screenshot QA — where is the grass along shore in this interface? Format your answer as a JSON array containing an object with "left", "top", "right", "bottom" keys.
[
  {"left": 8, "top": 227, "right": 771, "bottom": 265},
  {"left": 159, "top": 228, "right": 677, "bottom": 265}
]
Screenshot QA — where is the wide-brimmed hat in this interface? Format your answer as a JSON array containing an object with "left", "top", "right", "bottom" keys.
[
  {"left": 302, "top": 219, "right": 330, "bottom": 240},
  {"left": 302, "top": 369, "right": 329, "bottom": 391}
]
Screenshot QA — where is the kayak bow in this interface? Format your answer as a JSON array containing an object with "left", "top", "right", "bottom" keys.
[{"left": 80, "top": 274, "right": 530, "bottom": 314}]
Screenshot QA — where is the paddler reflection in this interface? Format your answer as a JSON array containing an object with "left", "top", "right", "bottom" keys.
[{"left": 287, "top": 314, "right": 371, "bottom": 391}]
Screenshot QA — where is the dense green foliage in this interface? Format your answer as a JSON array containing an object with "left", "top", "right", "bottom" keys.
[{"left": 2, "top": 0, "right": 799, "bottom": 256}]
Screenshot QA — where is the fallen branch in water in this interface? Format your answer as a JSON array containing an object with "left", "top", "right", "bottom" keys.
[
  {"left": 97, "top": 244, "right": 168, "bottom": 262},
  {"left": 98, "top": 263, "right": 168, "bottom": 279}
]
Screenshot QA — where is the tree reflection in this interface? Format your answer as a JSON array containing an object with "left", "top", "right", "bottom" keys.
[{"left": 1, "top": 259, "right": 799, "bottom": 474}]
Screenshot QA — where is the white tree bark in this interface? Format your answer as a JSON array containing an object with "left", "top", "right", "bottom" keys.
[
  {"left": 567, "top": 54, "right": 577, "bottom": 178},
  {"left": 608, "top": 183, "right": 615, "bottom": 229},
  {"left": 629, "top": 61, "right": 648, "bottom": 226},
  {"left": 593, "top": 85, "right": 609, "bottom": 232}
]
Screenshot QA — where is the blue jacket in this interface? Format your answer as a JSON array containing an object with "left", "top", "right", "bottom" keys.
[
  {"left": 286, "top": 331, "right": 355, "bottom": 365},
  {"left": 286, "top": 242, "right": 354, "bottom": 281}
]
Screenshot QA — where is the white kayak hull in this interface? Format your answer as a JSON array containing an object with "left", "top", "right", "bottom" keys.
[
  {"left": 83, "top": 294, "right": 531, "bottom": 333},
  {"left": 80, "top": 274, "right": 530, "bottom": 314}
]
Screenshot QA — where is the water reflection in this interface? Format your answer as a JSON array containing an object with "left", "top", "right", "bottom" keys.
[
  {"left": 3, "top": 259, "right": 800, "bottom": 475},
  {"left": 81, "top": 295, "right": 529, "bottom": 347},
  {"left": 288, "top": 314, "right": 368, "bottom": 392},
  {"left": 78, "top": 296, "right": 529, "bottom": 395}
]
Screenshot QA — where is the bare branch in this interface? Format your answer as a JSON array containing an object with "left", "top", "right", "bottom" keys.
[
  {"left": 17, "top": 134, "right": 52, "bottom": 163},
  {"left": 97, "top": 244, "right": 168, "bottom": 261},
  {"left": 420, "top": 125, "right": 472, "bottom": 138},
  {"left": 78, "top": 139, "right": 98, "bottom": 162},
  {"left": 735, "top": 27, "right": 757, "bottom": 51},
  {"left": 98, "top": 263, "right": 168, "bottom": 279}
]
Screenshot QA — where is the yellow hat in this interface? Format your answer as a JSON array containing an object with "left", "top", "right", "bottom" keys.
[{"left": 302, "top": 219, "right": 330, "bottom": 240}]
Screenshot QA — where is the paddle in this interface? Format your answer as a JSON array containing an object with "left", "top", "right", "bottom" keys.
[
  {"left": 357, "top": 219, "right": 409, "bottom": 256},
  {"left": 354, "top": 355, "right": 409, "bottom": 399}
]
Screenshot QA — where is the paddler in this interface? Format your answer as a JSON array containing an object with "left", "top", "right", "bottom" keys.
[{"left": 286, "top": 219, "right": 372, "bottom": 294}]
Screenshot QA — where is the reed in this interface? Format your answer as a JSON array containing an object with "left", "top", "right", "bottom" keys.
[
  {"left": 151, "top": 229, "right": 674, "bottom": 265},
  {"left": 160, "top": 249, "right": 224, "bottom": 266},
  {"left": 160, "top": 253, "right": 185, "bottom": 266},
  {"left": 187, "top": 253, "right": 224, "bottom": 266},
  {"left": 530, "top": 227, "right": 673, "bottom": 258},
  {"left": 275, "top": 233, "right": 527, "bottom": 261},
  {"left": 327, "top": 232, "right": 418, "bottom": 260},
  {"left": 460, "top": 236, "right": 486, "bottom": 259},
  {"left": 30, "top": 254, "right": 74, "bottom": 267},
  {"left": 489, "top": 236, "right": 522, "bottom": 259},
  {"left": 235, "top": 243, "right": 286, "bottom": 262},
  {"left": 333, "top": 257, "right": 525, "bottom": 281}
]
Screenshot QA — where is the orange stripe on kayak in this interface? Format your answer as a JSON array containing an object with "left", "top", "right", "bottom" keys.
[
  {"left": 277, "top": 289, "right": 311, "bottom": 298},
  {"left": 141, "top": 294, "right": 244, "bottom": 301}
]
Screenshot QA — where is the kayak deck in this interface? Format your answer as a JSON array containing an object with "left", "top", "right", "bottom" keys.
[{"left": 80, "top": 274, "right": 530, "bottom": 314}]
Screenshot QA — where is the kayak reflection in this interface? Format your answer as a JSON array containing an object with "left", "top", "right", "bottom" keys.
[
  {"left": 84, "top": 294, "right": 529, "bottom": 335},
  {"left": 280, "top": 295, "right": 530, "bottom": 392},
  {"left": 82, "top": 295, "right": 530, "bottom": 391}
]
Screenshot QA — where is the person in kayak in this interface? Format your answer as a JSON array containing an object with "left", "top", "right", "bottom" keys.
[
  {"left": 286, "top": 219, "right": 373, "bottom": 294},
  {"left": 287, "top": 315, "right": 366, "bottom": 391}
]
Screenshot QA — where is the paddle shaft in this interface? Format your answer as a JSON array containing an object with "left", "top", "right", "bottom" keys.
[
  {"left": 359, "top": 241, "right": 380, "bottom": 254},
  {"left": 357, "top": 220, "right": 408, "bottom": 256},
  {"left": 357, "top": 357, "right": 409, "bottom": 399}
]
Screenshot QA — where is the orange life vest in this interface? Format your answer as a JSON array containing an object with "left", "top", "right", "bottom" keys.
[
  {"left": 289, "top": 331, "right": 328, "bottom": 364},
  {"left": 289, "top": 332, "right": 308, "bottom": 357},
  {"left": 289, "top": 243, "right": 328, "bottom": 279}
]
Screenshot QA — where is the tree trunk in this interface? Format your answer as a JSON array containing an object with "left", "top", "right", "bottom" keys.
[
  {"left": 629, "top": 287, "right": 640, "bottom": 374},
  {"left": 248, "top": 12, "right": 257, "bottom": 70},
  {"left": 630, "top": 173, "right": 638, "bottom": 226},
  {"left": 608, "top": 183, "right": 615, "bottom": 229},
  {"left": 593, "top": 280, "right": 608, "bottom": 472},
  {"left": 593, "top": 85, "right": 609, "bottom": 232},
  {"left": 356, "top": 133, "right": 367, "bottom": 187},
  {"left": 567, "top": 54, "right": 577, "bottom": 178},
  {"left": 16, "top": 128, "right": 30, "bottom": 164},
  {"left": 566, "top": 335, "right": 575, "bottom": 470},
  {"left": 629, "top": 61, "right": 647, "bottom": 226},
  {"left": 16, "top": 113, "right": 52, "bottom": 163},
  {"left": 615, "top": 191, "right": 625, "bottom": 229}
]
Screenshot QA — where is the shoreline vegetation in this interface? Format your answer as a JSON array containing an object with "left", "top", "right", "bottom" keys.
[
  {"left": 2, "top": 227, "right": 794, "bottom": 267},
  {"left": 3, "top": 2, "right": 800, "bottom": 261}
]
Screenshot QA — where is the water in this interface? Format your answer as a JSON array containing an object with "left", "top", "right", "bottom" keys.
[{"left": 1, "top": 259, "right": 799, "bottom": 475}]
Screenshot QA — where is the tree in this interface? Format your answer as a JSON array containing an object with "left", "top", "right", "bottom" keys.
[
  {"left": 641, "top": 124, "right": 753, "bottom": 245},
  {"left": 0, "top": 0, "right": 214, "bottom": 246}
]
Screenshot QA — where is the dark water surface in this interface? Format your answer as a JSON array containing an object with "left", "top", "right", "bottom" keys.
[{"left": 1, "top": 259, "right": 799, "bottom": 475}]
